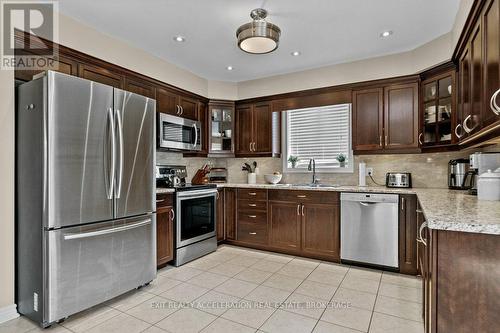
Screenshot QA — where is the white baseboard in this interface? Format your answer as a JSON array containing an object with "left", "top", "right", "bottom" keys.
[{"left": 0, "top": 304, "right": 19, "bottom": 324}]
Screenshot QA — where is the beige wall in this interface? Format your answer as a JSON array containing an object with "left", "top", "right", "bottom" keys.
[{"left": 452, "top": 0, "right": 475, "bottom": 48}]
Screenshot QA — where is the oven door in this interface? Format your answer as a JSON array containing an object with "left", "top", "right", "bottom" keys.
[
  {"left": 176, "top": 189, "right": 217, "bottom": 247},
  {"left": 159, "top": 113, "right": 201, "bottom": 151}
]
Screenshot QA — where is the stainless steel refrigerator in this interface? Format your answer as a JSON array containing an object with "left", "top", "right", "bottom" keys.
[{"left": 16, "top": 71, "right": 156, "bottom": 327}]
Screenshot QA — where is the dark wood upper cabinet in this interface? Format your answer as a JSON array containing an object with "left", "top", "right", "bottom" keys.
[
  {"left": 207, "top": 101, "right": 235, "bottom": 157},
  {"left": 235, "top": 102, "right": 273, "bottom": 156},
  {"left": 469, "top": 22, "right": 483, "bottom": 135},
  {"left": 384, "top": 82, "right": 419, "bottom": 150},
  {"left": 124, "top": 77, "right": 155, "bottom": 98},
  {"left": 156, "top": 87, "right": 180, "bottom": 115},
  {"left": 301, "top": 203, "right": 340, "bottom": 260},
  {"left": 179, "top": 95, "right": 199, "bottom": 120},
  {"left": 481, "top": 0, "right": 500, "bottom": 127},
  {"left": 268, "top": 201, "right": 301, "bottom": 250},
  {"left": 458, "top": 47, "right": 472, "bottom": 141},
  {"left": 352, "top": 88, "right": 384, "bottom": 151},
  {"left": 236, "top": 104, "right": 254, "bottom": 155},
  {"left": 77, "top": 64, "right": 123, "bottom": 88}
]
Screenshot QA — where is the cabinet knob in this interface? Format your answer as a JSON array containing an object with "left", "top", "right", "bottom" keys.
[
  {"left": 248, "top": 192, "right": 257, "bottom": 196},
  {"left": 248, "top": 203, "right": 257, "bottom": 207},
  {"left": 297, "top": 195, "right": 307, "bottom": 198}
]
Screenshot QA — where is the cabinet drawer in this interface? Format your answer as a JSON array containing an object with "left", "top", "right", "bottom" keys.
[
  {"left": 238, "top": 210, "right": 267, "bottom": 225},
  {"left": 156, "top": 193, "right": 173, "bottom": 209},
  {"left": 237, "top": 222, "right": 268, "bottom": 244},
  {"left": 238, "top": 188, "right": 267, "bottom": 201},
  {"left": 238, "top": 199, "right": 267, "bottom": 212},
  {"left": 269, "top": 189, "right": 339, "bottom": 204}
]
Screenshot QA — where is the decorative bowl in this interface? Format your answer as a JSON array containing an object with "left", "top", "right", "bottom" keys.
[{"left": 264, "top": 174, "right": 282, "bottom": 184}]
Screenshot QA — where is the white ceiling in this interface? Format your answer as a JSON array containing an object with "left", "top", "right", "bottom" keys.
[{"left": 58, "top": 0, "right": 460, "bottom": 82}]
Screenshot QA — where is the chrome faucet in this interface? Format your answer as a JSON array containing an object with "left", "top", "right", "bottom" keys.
[{"left": 308, "top": 159, "right": 317, "bottom": 184}]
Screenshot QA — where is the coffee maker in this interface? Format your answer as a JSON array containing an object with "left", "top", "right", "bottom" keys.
[
  {"left": 448, "top": 158, "right": 472, "bottom": 189},
  {"left": 468, "top": 152, "right": 500, "bottom": 195}
]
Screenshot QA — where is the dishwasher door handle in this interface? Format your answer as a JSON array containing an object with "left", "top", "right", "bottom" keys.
[{"left": 359, "top": 201, "right": 378, "bottom": 206}]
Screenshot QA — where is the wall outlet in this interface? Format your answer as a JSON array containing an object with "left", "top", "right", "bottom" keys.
[{"left": 366, "top": 168, "right": 374, "bottom": 176}]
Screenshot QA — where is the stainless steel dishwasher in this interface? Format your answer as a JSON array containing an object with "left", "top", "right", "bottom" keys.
[{"left": 340, "top": 192, "right": 399, "bottom": 268}]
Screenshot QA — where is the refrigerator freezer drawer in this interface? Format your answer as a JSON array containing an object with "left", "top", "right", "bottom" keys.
[{"left": 45, "top": 214, "right": 156, "bottom": 323}]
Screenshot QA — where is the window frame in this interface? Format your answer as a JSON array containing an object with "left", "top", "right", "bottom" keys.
[{"left": 281, "top": 103, "right": 354, "bottom": 174}]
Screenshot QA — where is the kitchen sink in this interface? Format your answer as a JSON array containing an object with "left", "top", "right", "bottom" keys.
[{"left": 289, "top": 183, "right": 339, "bottom": 188}]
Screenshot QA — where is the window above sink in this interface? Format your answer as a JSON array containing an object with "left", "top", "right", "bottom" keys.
[{"left": 282, "top": 103, "right": 354, "bottom": 173}]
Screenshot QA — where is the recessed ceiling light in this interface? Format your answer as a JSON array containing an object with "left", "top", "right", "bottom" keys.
[
  {"left": 380, "top": 30, "right": 393, "bottom": 38},
  {"left": 226, "top": 66, "right": 233, "bottom": 71},
  {"left": 291, "top": 51, "right": 301, "bottom": 56},
  {"left": 173, "top": 36, "right": 185, "bottom": 42}
]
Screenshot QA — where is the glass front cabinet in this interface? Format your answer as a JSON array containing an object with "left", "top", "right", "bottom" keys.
[
  {"left": 420, "top": 70, "right": 456, "bottom": 147},
  {"left": 208, "top": 100, "right": 235, "bottom": 157}
]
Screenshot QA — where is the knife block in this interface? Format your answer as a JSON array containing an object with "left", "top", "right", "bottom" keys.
[{"left": 191, "top": 169, "right": 209, "bottom": 185}]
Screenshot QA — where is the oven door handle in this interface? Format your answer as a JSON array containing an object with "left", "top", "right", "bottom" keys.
[{"left": 176, "top": 189, "right": 218, "bottom": 198}]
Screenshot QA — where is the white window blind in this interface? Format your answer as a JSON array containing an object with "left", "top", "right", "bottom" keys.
[{"left": 284, "top": 104, "right": 352, "bottom": 171}]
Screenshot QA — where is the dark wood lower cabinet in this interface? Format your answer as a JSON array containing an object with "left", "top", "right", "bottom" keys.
[
  {"left": 399, "top": 194, "right": 418, "bottom": 275},
  {"left": 301, "top": 203, "right": 340, "bottom": 261},
  {"left": 216, "top": 189, "right": 225, "bottom": 242},
  {"left": 268, "top": 201, "right": 301, "bottom": 250},
  {"left": 156, "top": 193, "right": 174, "bottom": 268},
  {"left": 224, "top": 188, "right": 237, "bottom": 241}
]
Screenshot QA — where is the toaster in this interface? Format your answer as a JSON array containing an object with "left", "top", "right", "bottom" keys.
[{"left": 386, "top": 172, "right": 412, "bottom": 188}]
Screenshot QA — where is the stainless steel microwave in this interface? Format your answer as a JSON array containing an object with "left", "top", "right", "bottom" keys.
[{"left": 158, "top": 113, "right": 201, "bottom": 151}]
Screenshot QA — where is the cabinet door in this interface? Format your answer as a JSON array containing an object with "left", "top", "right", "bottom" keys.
[
  {"left": 269, "top": 201, "right": 301, "bottom": 250},
  {"left": 399, "top": 195, "right": 418, "bottom": 275},
  {"left": 253, "top": 103, "right": 272, "bottom": 153},
  {"left": 77, "top": 64, "right": 123, "bottom": 88},
  {"left": 179, "top": 95, "right": 199, "bottom": 120},
  {"left": 156, "top": 87, "right": 180, "bottom": 115},
  {"left": 216, "top": 189, "right": 225, "bottom": 242},
  {"left": 124, "top": 77, "right": 155, "bottom": 98},
  {"left": 384, "top": 83, "right": 419, "bottom": 149},
  {"left": 469, "top": 22, "right": 483, "bottom": 134},
  {"left": 301, "top": 203, "right": 340, "bottom": 260},
  {"left": 458, "top": 47, "right": 471, "bottom": 140},
  {"left": 224, "top": 188, "right": 237, "bottom": 240},
  {"left": 236, "top": 104, "right": 254, "bottom": 155},
  {"left": 156, "top": 207, "right": 173, "bottom": 267},
  {"left": 352, "top": 88, "right": 384, "bottom": 151},
  {"left": 15, "top": 54, "right": 78, "bottom": 81},
  {"left": 482, "top": 0, "right": 500, "bottom": 127}
]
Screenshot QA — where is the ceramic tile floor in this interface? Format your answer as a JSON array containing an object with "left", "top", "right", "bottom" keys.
[{"left": 1, "top": 245, "right": 424, "bottom": 333}]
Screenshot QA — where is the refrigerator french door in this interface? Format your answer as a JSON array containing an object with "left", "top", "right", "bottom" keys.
[{"left": 16, "top": 71, "right": 156, "bottom": 327}]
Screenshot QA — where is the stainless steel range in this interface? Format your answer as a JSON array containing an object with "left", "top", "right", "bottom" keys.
[{"left": 156, "top": 165, "right": 217, "bottom": 266}]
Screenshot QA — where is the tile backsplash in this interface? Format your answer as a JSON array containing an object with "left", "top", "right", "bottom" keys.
[{"left": 157, "top": 144, "right": 500, "bottom": 189}]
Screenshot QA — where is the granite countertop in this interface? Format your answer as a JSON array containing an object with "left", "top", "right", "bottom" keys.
[
  {"left": 155, "top": 183, "right": 500, "bottom": 235},
  {"left": 156, "top": 188, "right": 175, "bottom": 194}
]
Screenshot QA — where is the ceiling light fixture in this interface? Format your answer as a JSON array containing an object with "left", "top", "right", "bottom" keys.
[
  {"left": 226, "top": 66, "right": 233, "bottom": 71},
  {"left": 380, "top": 30, "right": 393, "bottom": 38},
  {"left": 236, "top": 8, "right": 281, "bottom": 54},
  {"left": 291, "top": 51, "right": 301, "bottom": 56},
  {"left": 173, "top": 36, "right": 185, "bottom": 42}
]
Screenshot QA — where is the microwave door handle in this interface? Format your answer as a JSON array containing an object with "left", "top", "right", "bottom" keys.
[{"left": 192, "top": 123, "right": 198, "bottom": 148}]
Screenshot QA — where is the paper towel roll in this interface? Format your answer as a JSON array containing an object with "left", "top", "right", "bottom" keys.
[{"left": 359, "top": 162, "right": 367, "bottom": 187}]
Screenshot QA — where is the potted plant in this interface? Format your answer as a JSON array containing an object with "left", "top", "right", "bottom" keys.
[
  {"left": 336, "top": 153, "right": 346, "bottom": 167},
  {"left": 288, "top": 155, "right": 299, "bottom": 168},
  {"left": 242, "top": 161, "right": 258, "bottom": 184}
]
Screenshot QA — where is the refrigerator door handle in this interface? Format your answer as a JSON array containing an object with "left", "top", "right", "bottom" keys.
[
  {"left": 106, "top": 107, "right": 116, "bottom": 200},
  {"left": 63, "top": 218, "right": 152, "bottom": 240},
  {"left": 115, "top": 109, "right": 124, "bottom": 198}
]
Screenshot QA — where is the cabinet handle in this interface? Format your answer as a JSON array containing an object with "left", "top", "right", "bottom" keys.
[
  {"left": 297, "top": 195, "right": 307, "bottom": 198},
  {"left": 253, "top": 142, "right": 257, "bottom": 151},
  {"left": 454, "top": 124, "right": 463, "bottom": 139},
  {"left": 176, "top": 105, "right": 180, "bottom": 115},
  {"left": 490, "top": 88, "right": 500, "bottom": 115},
  {"left": 249, "top": 142, "right": 252, "bottom": 152},
  {"left": 301, "top": 204, "right": 305, "bottom": 216},
  {"left": 385, "top": 135, "right": 388, "bottom": 146},
  {"left": 463, "top": 115, "right": 473, "bottom": 133},
  {"left": 248, "top": 215, "right": 257, "bottom": 218},
  {"left": 248, "top": 203, "right": 257, "bottom": 207},
  {"left": 416, "top": 209, "right": 424, "bottom": 214},
  {"left": 169, "top": 209, "right": 175, "bottom": 221},
  {"left": 418, "top": 133, "right": 423, "bottom": 145},
  {"left": 248, "top": 192, "right": 257, "bottom": 196},
  {"left": 156, "top": 199, "right": 165, "bottom": 203},
  {"left": 180, "top": 106, "right": 184, "bottom": 115},
  {"left": 249, "top": 232, "right": 257, "bottom": 235},
  {"left": 401, "top": 197, "right": 405, "bottom": 211},
  {"left": 418, "top": 221, "right": 428, "bottom": 246},
  {"left": 297, "top": 204, "right": 300, "bottom": 216},
  {"left": 216, "top": 191, "right": 220, "bottom": 199},
  {"left": 379, "top": 136, "right": 383, "bottom": 147}
]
